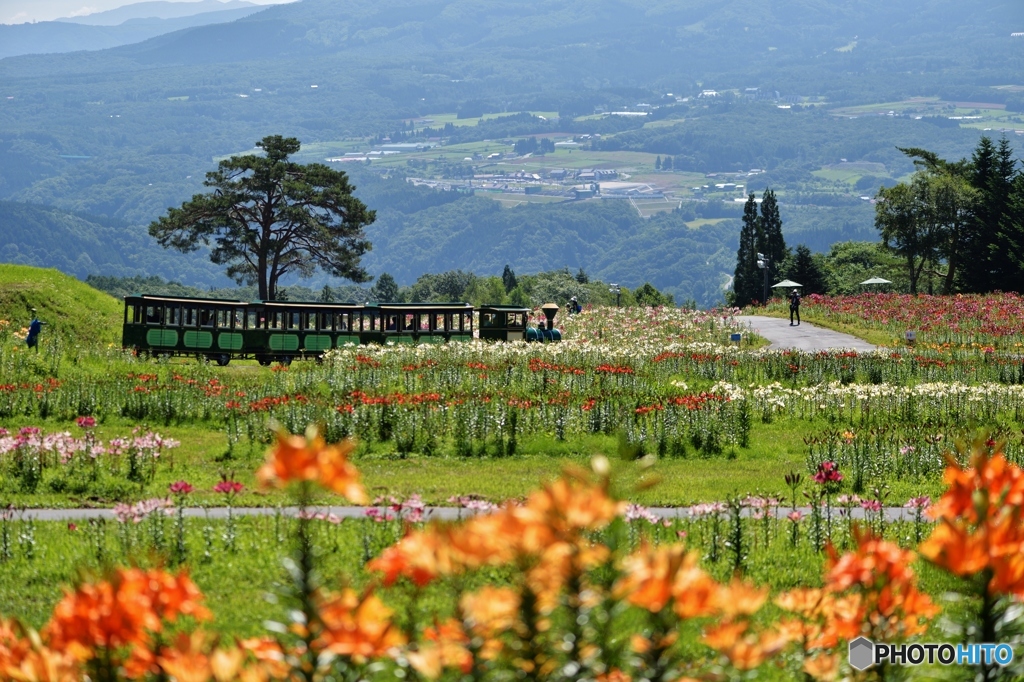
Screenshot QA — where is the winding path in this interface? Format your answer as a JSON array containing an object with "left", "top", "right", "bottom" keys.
[{"left": 741, "top": 315, "right": 876, "bottom": 352}]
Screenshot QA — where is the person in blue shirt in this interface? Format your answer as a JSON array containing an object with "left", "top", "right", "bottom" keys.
[{"left": 26, "top": 308, "right": 44, "bottom": 351}]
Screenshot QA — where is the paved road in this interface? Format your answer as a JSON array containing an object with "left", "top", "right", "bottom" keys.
[
  {"left": 741, "top": 315, "right": 876, "bottom": 352},
  {"left": 18, "top": 505, "right": 923, "bottom": 522}
]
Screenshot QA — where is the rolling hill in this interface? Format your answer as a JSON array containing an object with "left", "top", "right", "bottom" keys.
[{"left": 0, "top": 264, "right": 122, "bottom": 346}]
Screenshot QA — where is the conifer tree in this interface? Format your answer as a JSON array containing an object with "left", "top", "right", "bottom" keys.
[
  {"left": 758, "top": 189, "right": 787, "bottom": 292},
  {"left": 654, "top": 156, "right": 662, "bottom": 170},
  {"left": 732, "top": 193, "right": 762, "bottom": 307},
  {"left": 502, "top": 264, "right": 518, "bottom": 293}
]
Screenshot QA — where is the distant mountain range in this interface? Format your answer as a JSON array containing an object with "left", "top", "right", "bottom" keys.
[
  {"left": 55, "top": 1, "right": 264, "bottom": 26},
  {"left": 0, "top": 2, "right": 270, "bottom": 59}
]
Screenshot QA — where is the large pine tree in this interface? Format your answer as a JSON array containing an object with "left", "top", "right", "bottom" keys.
[{"left": 732, "top": 194, "right": 762, "bottom": 307}]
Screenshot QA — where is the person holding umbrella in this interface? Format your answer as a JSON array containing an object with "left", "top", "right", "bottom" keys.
[{"left": 789, "top": 288, "right": 801, "bottom": 326}]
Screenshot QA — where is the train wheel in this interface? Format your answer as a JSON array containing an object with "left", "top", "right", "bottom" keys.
[
  {"left": 216, "top": 354, "right": 230, "bottom": 367},
  {"left": 257, "top": 356, "right": 272, "bottom": 367},
  {"left": 279, "top": 356, "right": 293, "bottom": 367}
]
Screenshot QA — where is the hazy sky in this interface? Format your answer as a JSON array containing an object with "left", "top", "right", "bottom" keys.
[{"left": 1, "top": 0, "right": 289, "bottom": 24}]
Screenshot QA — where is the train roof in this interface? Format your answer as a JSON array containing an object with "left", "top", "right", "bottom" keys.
[
  {"left": 253, "top": 300, "right": 362, "bottom": 309},
  {"left": 478, "top": 304, "right": 530, "bottom": 312},
  {"left": 366, "top": 302, "right": 473, "bottom": 310},
  {"left": 124, "top": 294, "right": 247, "bottom": 305}
]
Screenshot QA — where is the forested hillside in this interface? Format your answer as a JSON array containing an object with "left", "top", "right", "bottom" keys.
[{"left": 0, "top": 202, "right": 229, "bottom": 285}]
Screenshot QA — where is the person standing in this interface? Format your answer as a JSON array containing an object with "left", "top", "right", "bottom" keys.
[
  {"left": 789, "top": 289, "right": 801, "bottom": 326},
  {"left": 26, "top": 308, "right": 45, "bottom": 351}
]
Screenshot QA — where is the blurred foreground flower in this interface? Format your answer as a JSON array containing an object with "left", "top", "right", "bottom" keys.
[{"left": 257, "top": 425, "right": 367, "bottom": 503}]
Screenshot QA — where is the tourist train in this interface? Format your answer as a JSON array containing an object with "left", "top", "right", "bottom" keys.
[{"left": 122, "top": 295, "right": 562, "bottom": 365}]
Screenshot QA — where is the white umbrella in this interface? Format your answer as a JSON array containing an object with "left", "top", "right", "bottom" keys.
[
  {"left": 860, "top": 277, "right": 892, "bottom": 285},
  {"left": 771, "top": 279, "right": 802, "bottom": 288}
]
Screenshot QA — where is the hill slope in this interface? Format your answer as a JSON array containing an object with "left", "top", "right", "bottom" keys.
[{"left": 0, "top": 264, "right": 122, "bottom": 346}]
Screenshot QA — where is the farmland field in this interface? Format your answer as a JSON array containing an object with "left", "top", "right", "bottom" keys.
[{"left": 4, "top": 277, "right": 1024, "bottom": 680}]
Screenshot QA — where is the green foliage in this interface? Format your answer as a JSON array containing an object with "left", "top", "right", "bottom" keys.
[
  {"left": 633, "top": 283, "right": 674, "bottom": 307},
  {"left": 817, "top": 241, "right": 907, "bottom": 295},
  {"left": 875, "top": 137, "right": 1021, "bottom": 296}
]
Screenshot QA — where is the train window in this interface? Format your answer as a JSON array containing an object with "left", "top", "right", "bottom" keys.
[
  {"left": 304, "top": 313, "right": 316, "bottom": 331},
  {"left": 447, "top": 313, "right": 459, "bottom": 332},
  {"left": 509, "top": 313, "right": 524, "bottom": 328},
  {"left": 418, "top": 314, "right": 430, "bottom": 331},
  {"left": 146, "top": 306, "right": 162, "bottom": 325},
  {"left": 337, "top": 313, "right": 349, "bottom": 332},
  {"left": 384, "top": 314, "right": 397, "bottom": 331},
  {"left": 434, "top": 314, "right": 446, "bottom": 332},
  {"left": 234, "top": 309, "right": 245, "bottom": 329},
  {"left": 288, "top": 313, "right": 299, "bottom": 330},
  {"left": 199, "top": 309, "right": 214, "bottom": 328},
  {"left": 403, "top": 314, "right": 415, "bottom": 331},
  {"left": 270, "top": 312, "right": 283, "bottom": 330},
  {"left": 247, "top": 311, "right": 258, "bottom": 329},
  {"left": 368, "top": 312, "right": 380, "bottom": 331},
  {"left": 182, "top": 308, "right": 196, "bottom": 327},
  {"left": 165, "top": 306, "right": 181, "bottom": 326},
  {"left": 462, "top": 312, "right": 473, "bottom": 332},
  {"left": 481, "top": 312, "right": 497, "bottom": 328},
  {"left": 131, "top": 305, "right": 142, "bottom": 324},
  {"left": 215, "top": 310, "right": 229, "bottom": 328}
]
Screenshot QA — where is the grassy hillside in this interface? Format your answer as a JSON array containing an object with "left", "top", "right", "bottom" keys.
[{"left": 0, "top": 264, "right": 122, "bottom": 346}]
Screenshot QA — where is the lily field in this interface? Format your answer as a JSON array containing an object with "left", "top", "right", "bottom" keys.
[{"left": 2, "top": 296, "right": 1024, "bottom": 680}]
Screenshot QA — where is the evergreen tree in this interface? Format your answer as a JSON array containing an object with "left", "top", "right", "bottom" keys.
[
  {"left": 319, "top": 285, "right": 335, "bottom": 303},
  {"left": 575, "top": 267, "right": 590, "bottom": 284},
  {"left": 502, "top": 264, "right": 518, "bottom": 293},
  {"left": 370, "top": 272, "right": 399, "bottom": 302},
  {"left": 662, "top": 156, "right": 673, "bottom": 170},
  {"left": 1003, "top": 174, "right": 1024, "bottom": 281},
  {"left": 786, "top": 245, "right": 825, "bottom": 294},
  {"left": 985, "top": 138, "right": 1021, "bottom": 291},
  {"left": 732, "top": 193, "right": 762, "bottom": 307},
  {"left": 758, "top": 189, "right": 787, "bottom": 292},
  {"left": 654, "top": 156, "right": 662, "bottom": 170}
]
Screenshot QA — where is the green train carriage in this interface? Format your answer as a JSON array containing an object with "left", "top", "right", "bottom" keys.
[
  {"left": 122, "top": 295, "right": 250, "bottom": 365},
  {"left": 122, "top": 295, "right": 557, "bottom": 364}
]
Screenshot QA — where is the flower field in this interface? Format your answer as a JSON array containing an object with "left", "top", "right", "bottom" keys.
[
  {"left": 762, "top": 292, "right": 1024, "bottom": 350},
  {"left": 4, "top": 299, "right": 1024, "bottom": 679}
]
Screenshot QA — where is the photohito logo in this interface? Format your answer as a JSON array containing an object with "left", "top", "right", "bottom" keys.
[{"left": 848, "top": 637, "right": 1014, "bottom": 670}]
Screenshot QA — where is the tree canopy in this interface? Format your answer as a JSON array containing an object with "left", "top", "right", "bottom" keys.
[{"left": 148, "top": 135, "right": 375, "bottom": 301}]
